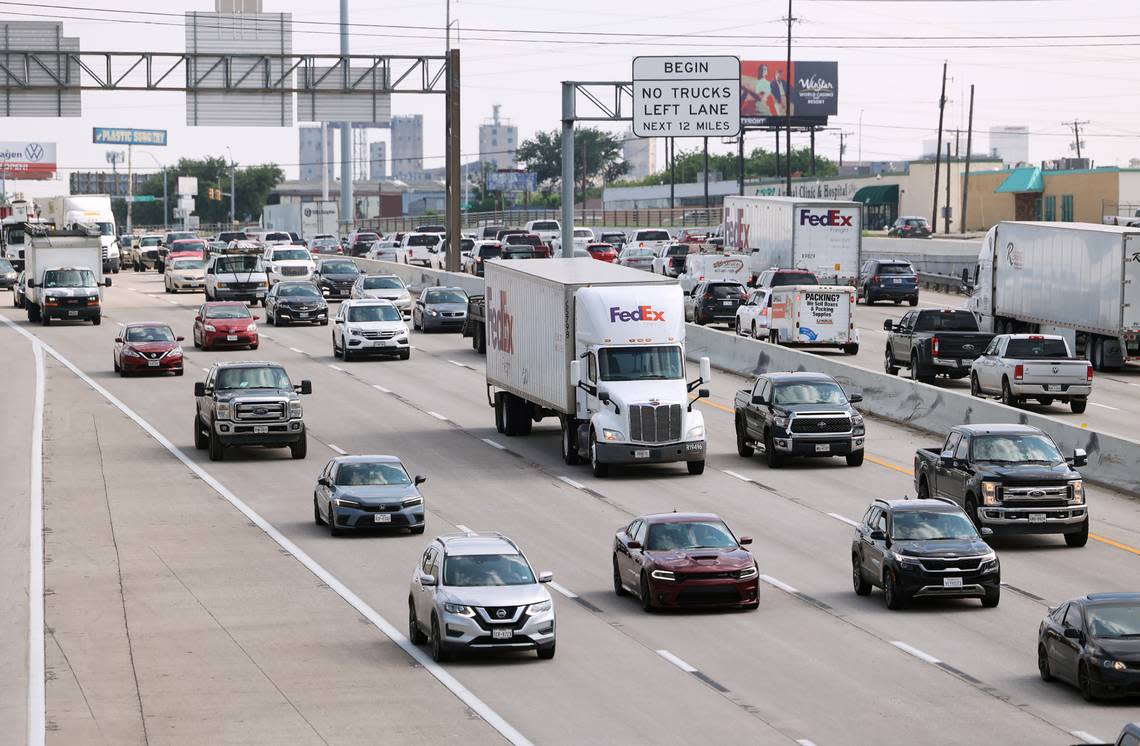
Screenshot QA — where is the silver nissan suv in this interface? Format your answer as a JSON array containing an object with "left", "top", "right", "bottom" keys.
[{"left": 408, "top": 532, "right": 556, "bottom": 661}]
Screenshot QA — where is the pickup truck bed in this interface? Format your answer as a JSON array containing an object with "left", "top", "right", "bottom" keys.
[
  {"left": 885, "top": 308, "right": 994, "bottom": 383},
  {"left": 461, "top": 294, "right": 486, "bottom": 353}
]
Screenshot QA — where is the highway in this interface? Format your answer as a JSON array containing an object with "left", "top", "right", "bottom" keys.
[{"left": 5, "top": 270, "right": 1140, "bottom": 744}]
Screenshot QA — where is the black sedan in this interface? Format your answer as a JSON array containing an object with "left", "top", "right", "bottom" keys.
[
  {"left": 1038, "top": 592, "right": 1140, "bottom": 700},
  {"left": 313, "top": 258, "right": 361, "bottom": 299},
  {"left": 412, "top": 286, "right": 468, "bottom": 332},
  {"left": 265, "top": 281, "right": 329, "bottom": 326},
  {"left": 313, "top": 455, "right": 427, "bottom": 536}
]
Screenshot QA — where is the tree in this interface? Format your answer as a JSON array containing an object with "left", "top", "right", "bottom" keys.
[
  {"left": 515, "top": 128, "right": 630, "bottom": 198},
  {"left": 119, "top": 156, "right": 284, "bottom": 228}
]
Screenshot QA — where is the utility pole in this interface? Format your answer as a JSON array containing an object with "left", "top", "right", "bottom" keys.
[
  {"left": 809, "top": 127, "right": 816, "bottom": 176},
  {"left": 669, "top": 137, "right": 675, "bottom": 209},
  {"left": 581, "top": 140, "right": 589, "bottom": 210},
  {"left": 932, "top": 61, "right": 948, "bottom": 233},
  {"left": 320, "top": 122, "right": 329, "bottom": 201},
  {"left": 944, "top": 142, "right": 951, "bottom": 234},
  {"left": 738, "top": 131, "right": 745, "bottom": 196},
  {"left": 126, "top": 144, "right": 134, "bottom": 236},
  {"left": 338, "top": 0, "right": 353, "bottom": 234},
  {"left": 559, "top": 82, "right": 574, "bottom": 258},
  {"left": 445, "top": 48, "right": 461, "bottom": 270},
  {"left": 1064, "top": 119, "right": 1089, "bottom": 161},
  {"left": 784, "top": 0, "right": 794, "bottom": 195},
  {"left": 229, "top": 159, "right": 236, "bottom": 225},
  {"left": 161, "top": 167, "right": 168, "bottom": 229},
  {"left": 961, "top": 84, "right": 974, "bottom": 235},
  {"left": 836, "top": 130, "right": 853, "bottom": 169},
  {"left": 703, "top": 136, "right": 710, "bottom": 210},
  {"left": 774, "top": 130, "right": 781, "bottom": 191}
]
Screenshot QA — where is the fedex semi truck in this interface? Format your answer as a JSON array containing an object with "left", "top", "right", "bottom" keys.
[
  {"left": 722, "top": 195, "right": 862, "bottom": 286},
  {"left": 483, "top": 258, "right": 712, "bottom": 477}
]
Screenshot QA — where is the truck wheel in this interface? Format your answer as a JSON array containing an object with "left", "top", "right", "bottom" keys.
[
  {"left": 764, "top": 430, "right": 783, "bottom": 469},
  {"left": 589, "top": 433, "right": 610, "bottom": 478},
  {"left": 41, "top": 312, "right": 50, "bottom": 326},
  {"left": 475, "top": 324, "right": 487, "bottom": 354},
  {"left": 917, "top": 478, "right": 930, "bottom": 500},
  {"left": 561, "top": 419, "right": 581, "bottom": 465},
  {"left": 735, "top": 419, "right": 754, "bottom": 457},
  {"left": 494, "top": 393, "right": 507, "bottom": 434},
  {"left": 208, "top": 432, "right": 225, "bottom": 461},
  {"left": 884, "top": 348, "right": 898, "bottom": 376},
  {"left": 193, "top": 416, "right": 207, "bottom": 450},
  {"left": 843, "top": 343, "right": 859, "bottom": 355},
  {"left": 965, "top": 498, "right": 981, "bottom": 530},
  {"left": 92, "top": 316, "right": 101, "bottom": 326},
  {"left": 908, "top": 297, "right": 919, "bottom": 307},
  {"left": 909, "top": 353, "right": 921, "bottom": 382},
  {"left": 846, "top": 451, "right": 864, "bottom": 467},
  {"left": 514, "top": 398, "right": 533, "bottom": 435},
  {"left": 1070, "top": 398, "right": 1088, "bottom": 414},
  {"left": 1001, "top": 378, "right": 1019, "bottom": 407},
  {"left": 687, "top": 460, "right": 705, "bottom": 475},
  {"left": 1065, "top": 519, "right": 1089, "bottom": 548},
  {"left": 1038, "top": 397, "right": 1054, "bottom": 406},
  {"left": 290, "top": 436, "right": 308, "bottom": 460}
]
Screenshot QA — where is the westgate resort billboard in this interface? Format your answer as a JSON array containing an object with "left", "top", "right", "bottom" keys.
[{"left": 740, "top": 60, "right": 838, "bottom": 127}]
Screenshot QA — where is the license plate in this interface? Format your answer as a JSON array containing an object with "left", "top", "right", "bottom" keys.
[
  {"left": 374, "top": 513, "right": 392, "bottom": 523},
  {"left": 253, "top": 425, "right": 268, "bottom": 434},
  {"left": 892, "top": 278, "right": 903, "bottom": 284},
  {"left": 1045, "top": 384, "right": 1061, "bottom": 392},
  {"left": 634, "top": 449, "right": 650, "bottom": 459},
  {"left": 299, "top": 312, "right": 309, "bottom": 318},
  {"left": 943, "top": 577, "right": 963, "bottom": 588},
  {"left": 147, "top": 360, "right": 160, "bottom": 367},
  {"left": 226, "top": 334, "right": 238, "bottom": 341},
  {"left": 492, "top": 628, "right": 512, "bottom": 640},
  {"left": 815, "top": 444, "right": 830, "bottom": 453},
  {"left": 68, "top": 310, "right": 78, "bottom": 317},
  {"left": 1028, "top": 513, "right": 1047, "bottom": 523},
  {"left": 722, "top": 300, "right": 734, "bottom": 306}
]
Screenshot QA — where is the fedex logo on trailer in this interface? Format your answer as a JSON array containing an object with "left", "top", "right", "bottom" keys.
[
  {"left": 799, "top": 209, "right": 854, "bottom": 227},
  {"left": 610, "top": 305, "right": 665, "bottom": 322},
  {"left": 723, "top": 207, "right": 751, "bottom": 250},
  {"left": 487, "top": 289, "right": 514, "bottom": 353}
]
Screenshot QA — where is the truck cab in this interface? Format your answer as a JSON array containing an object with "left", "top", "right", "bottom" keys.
[{"left": 193, "top": 361, "right": 311, "bottom": 461}]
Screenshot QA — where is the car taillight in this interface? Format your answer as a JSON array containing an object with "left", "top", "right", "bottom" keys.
[
  {"left": 704, "top": 292, "right": 714, "bottom": 301},
  {"left": 871, "top": 275, "right": 879, "bottom": 283},
  {"left": 1014, "top": 364, "right": 1024, "bottom": 381},
  {"left": 1087, "top": 365, "right": 1094, "bottom": 382},
  {"left": 931, "top": 337, "right": 940, "bottom": 357}
]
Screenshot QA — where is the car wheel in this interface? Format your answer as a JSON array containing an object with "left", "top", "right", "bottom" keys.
[
  {"left": 751, "top": 322, "right": 759, "bottom": 339},
  {"left": 410, "top": 525, "right": 425, "bottom": 535},
  {"left": 981, "top": 585, "right": 1000, "bottom": 608},
  {"left": 113, "top": 357, "right": 120, "bottom": 373},
  {"left": 1038, "top": 645, "right": 1054, "bottom": 682},
  {"left": 846, "top": 451, "right": 864, "bottom": 467},
  {"left": 687, "top": 460, "right": 705, "bottom": 475},
  {"left": 764, "top": 430, "right": 783, "bottom": 469},
  {"left": 1070, "top": 398, "right": 1088, "bottom": 414},
  {"left": 536, "top": 642, "right": 556, "bottom": 660},
  {"left": 884, "top": 570, "right": 906, "bottom": 610},
  {"left": 290, "top": 436, "right": 307, "bottom": 460},
  {"left": 970, "top": 373, "right": 982, "bottom": 397},
  {"left": 590, "top": 434, "right": 610, "bottom": 478},
  {"left": 1078, "top": 662, "right": 1097, "bottom": 702},
  {"left": 328, "top": 503, "right": 342, "bottom": 537},
  {"left": 613, "top": 556, "right": 628, "bottom": 596},
  {"left": 408, "top": 600, "right": 427, "bottom": 645},
  {"left": 1065, "top": 519, "right": 1090, "bottom": 548},
  {"left": 852, "top": 555, "right": 872, "bottom": 596},
  {"left": 194, "top": 416, "right": 207, "bottom": 450},
  {"left": 884, "top": 348, "right": 899, "bottom": 376},
  {"left": 735, "top": 317, "right": 743, "bottom": 336},
  {"left": 313, "top": 496, "right": 325, "bottom": 525},
  {"left": 639, "top": 572, "right": 654, "bottom": 613},
  {"left": 1001, "top": 378, "right": 1019, "bottom": 407},
  {"left": 208, "top": 431, "right": 224, "bottom": 462},
  {"left": 430, "top": 616, "right": 451, "bottom": 662},
  {"left": 399, "top": 350, "right": 410, "bottom": 360},
  {"left": 909, "top": 297, "right": 919, "bottom": 307},
  {"left": 735, "top": 419, "right": 754, "bottom": 457}
]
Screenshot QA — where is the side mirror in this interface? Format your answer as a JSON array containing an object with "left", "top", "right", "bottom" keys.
[
  {"left": 300, "top": 379, "right": 313, "bottom": 395},
  {"left": 697, "top": 388, "right": 710, "bottom": 399},
  {"left": 627, "top": 540, "right": 642, "bottom": 550},
  {"left": 176, "top": 335, "right": 185, "bottom": 342},
  {"left": 940, "top": 453, "right": 956, "bottom": 468},
  {"left": 1072, "top": 448, "right": 1087, "bottom": 468},
  {"left": 598, "top": 389, "right": 611, "bottom": 404},
  {"left": 419, "top": 573, "right": 437, "bottom": 587},
  {"left": 739, "top": 536, "right": 753, "bottom": 546},
  {"left": 105, "top": 277, "right": 113, "bottom": 287},
  {"left": 882, "top": 319, "right": 893, "bottom": 331},
  {"left": 699, "top": 356, "right": 711, "bottom": 383},
  {"left": 1063, "top": 627, "right": 1082, "bottom": 641},
  {"left": 114, "top": 336, "right": 124, "bottom": 343},
  {"left": 569, "top": 360, "right": 581, "bottom": 387},
  {"left": 27, "top": 279, "right": 35, "bottom": 288},
  {"left": 849, "top": 393, "right": 863, "bottom": 403},
  {"left": 317, "top": 477, "right": 331, "bottom": 487},
  {"left": 751, "top": 395, "right": 766, "bottom": 405},
  {"left": 194, "top": 382, "right": 206, "bottom": 397},
  {"left": 538, "top": 571, "right": 553, "bottom": 584},
  {"left": 869, "top": 529, "right": 887, "bottom": 541},
  {"left": 414, "top": 475, "right": 427, "bottom": 486}
]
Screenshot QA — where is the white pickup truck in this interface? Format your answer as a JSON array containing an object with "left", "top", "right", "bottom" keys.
[{"left": 969, "top": 334, "right": 1093, "bottom": 413}]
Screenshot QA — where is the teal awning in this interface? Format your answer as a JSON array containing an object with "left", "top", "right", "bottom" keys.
[
  {"left": 852, "top": 184, "right": 899, "bottom": 205},
  {"left": 995, "top": 166, "right": 1043, "bottom": 193}
]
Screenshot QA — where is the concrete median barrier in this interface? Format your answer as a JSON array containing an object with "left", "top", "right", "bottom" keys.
[{"left": 352, "top": 258, "right": 484, "bottom": 296}]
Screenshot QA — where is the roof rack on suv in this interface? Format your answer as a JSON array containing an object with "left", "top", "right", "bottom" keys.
[{"left": 435, "top": 531, "right": 519, "bottom": 551}]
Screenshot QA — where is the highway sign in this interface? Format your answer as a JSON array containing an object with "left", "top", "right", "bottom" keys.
[
  {"left": 632, "top": 56, "right": 740, "bottom": 138},
  {"left": 128, "top": 195, "right": 157, "bottom": 203},
  {"left": 92, "top": 128, "right": 168, "bottom": 146}
]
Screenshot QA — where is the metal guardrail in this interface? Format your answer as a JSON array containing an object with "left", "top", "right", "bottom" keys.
[{"left": 917, "top": 269, "right": 973, "bottom": 295}]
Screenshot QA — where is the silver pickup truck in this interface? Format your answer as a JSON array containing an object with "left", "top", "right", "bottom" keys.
[{"left": 969, "top": 334, "right": 1092, "bottom": 413}]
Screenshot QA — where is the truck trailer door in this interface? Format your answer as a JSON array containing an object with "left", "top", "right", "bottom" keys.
[{"left": 1124, "top": 234, "right": 1140, "bottom": 333}]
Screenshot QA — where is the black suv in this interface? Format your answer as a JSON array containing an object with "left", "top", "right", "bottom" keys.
[
  {"left": 858, "top": 259, "right": 918, "bottom": 306},
  {"left": 686, "top": 280, "right": 746, "bottom": 326},
  {"left": 851, "top": 497, "right": 1001, "bottom": 610}
]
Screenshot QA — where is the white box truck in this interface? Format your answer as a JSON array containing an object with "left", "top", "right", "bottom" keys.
[
  {"left": 722, "top": 195, "right": 862, "bottom": 286},
  {"left": 23, "top": 227, "right": 109, "bottom": 326},
  {"left": 967, "top": 221, "right": 1140, "bottom": 369},
  {"left": 484, "top": 258, "right": 712, "bottom": 477},
  {"left": 768, "top": 285, "right": 859, "bottom": 354},
  {"left": 38, "top": 195, "right": 121, "bottom": 274}
]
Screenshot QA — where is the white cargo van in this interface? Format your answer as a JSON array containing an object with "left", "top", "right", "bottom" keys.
[
  {"left": 22, "top": 227, "right": 109, "bottom": 325},
  {"left": 767, "top": 285, "right": 859, "bottom": 354}
]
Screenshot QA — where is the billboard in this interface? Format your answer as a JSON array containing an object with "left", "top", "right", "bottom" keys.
[
  {"left": 93, "top": 128, "right": 169, "bottom": 146},
  {"left": 0, "top": 141, "right": 57, "bottom": 180},
  {"left": 487, "top": 171, "right": 538, "bottom": 193},
  {"left": 740, "top": 60, "right": 837, "bottom": 127}
]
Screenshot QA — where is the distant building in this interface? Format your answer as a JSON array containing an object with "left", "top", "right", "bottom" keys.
[
  {"left": 70, "top": 171, "right": 149, "bottom": 197},
  {"left": 391, "top": 114, "right": 423, "bottom": 178},
  {"left": 622, "top": 129, "right": 656, "bottom": 180},
  {"left": 369, "top": 141, "right": 387, "bottom": 181},
  {"left": 298, "top": 126, "right": 335, "bottom": 183},
  {"left": 989, "top": 125, "right": 1030, "bottom": 167},
  {"left": 478, "top": 105, "right": 518, "bottom": 171}
]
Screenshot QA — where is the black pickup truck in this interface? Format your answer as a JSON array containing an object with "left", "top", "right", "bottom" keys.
[
  {"left": 461, "top": 294, "right": 486, "bottom": 353},
  {"left": 884, "top": 308, "right": 993, "bottom": 383},
  {"left": 913, "top": 424, "right": 1088, "bottom": 546},
  {"left": 194, "top": 361, "right": 312, "bottom": 462}
]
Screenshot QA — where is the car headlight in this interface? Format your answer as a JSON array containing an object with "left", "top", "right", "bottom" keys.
[
  {"left": 428, "top": 309, "right": 439, "bottom": 316},
  {"left": 289, "top": 401, "right": 303, "bottom": 418},
  {"left": 738, "top": 564, "right": 759, "bottom": 580},
  {"left": 245, "top": 323, "right": 257, "bottom": 332},
  {"left": 204, "top": 324, "right": 217, "bottom": 332},
  {"left": 333, "top": 497, "right": 361, "bottom": 508},
  {"left": 349, "top": 327, "right": 364, "bottom": 336},
  {"left": 215, "top": 282, "right": 227, "bottom": 289},
  {"left": 89, "top": 296, "right": 100, "bottom": 305},
  {"left": 602, "top": 428, "right": 624, "bottom": 442},
  {"left": 1104, "top": 660, "right": 1127, "bottom": 671},
  {"left": 650, "top": 569, "right": 676, "bottom": 581},
  {"left": 979, "top": 550, "right": 999, "bottom": 573},
  {"left": 773, "top": 415, "right": 788, "bottom": 429},
  {"left": 1069, "top": 479, "right": 1084, "bottom": 504},
  {"left": 122, "top": 347, "right": 143, "bottom": 358},
  {"left": 852, "top": 413, "right": 865, "bottom": 428},
  {"left": 891, "top": 552, "right": 922, "bottom": 567},
  {"left": 981, "top": 481, "right": 1001, "bottom": 505},
  {"left": 686, "top": 425, "right": 704, "bottom": 439},
  {"left": 215, "top": 402, "right": 233, "bottom": 420},
  {"left": 401, "top": 496, "right": 423, "bottom": 507},
  {"left": 443, "top": 603, "right": 475, "bottom": 617},
  {"left": 525, "top": 600, "right": 552, "bottom": 616}
]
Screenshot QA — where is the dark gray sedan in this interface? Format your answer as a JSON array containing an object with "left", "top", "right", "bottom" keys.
[
  {"left": 313, "top": 455, "right": 426, "bottom": 536},
  {"left": 412, "top": 286, "right": 469, "bottom": 332},
  {"left": 265, "top": 281, "right": 329, "bottom": 326}
]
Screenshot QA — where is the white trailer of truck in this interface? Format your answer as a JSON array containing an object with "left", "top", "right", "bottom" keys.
[
  {"left": 967, "top": 221, "right": 1140, "bottom": 369},
  {"left": 23, "top": 228, "right": 109, "bottom": 325},
  {"left": 484, "top": 258, "right": 712, "bottom": 477},
  {"left": 722, "top": 195, "right": 862, "bottom": 286},
  {"left": 38, "top": 195, "right": 121, "bottom": 274},
  {"left": 767, "top": 285, "right": 859, "bottom": 354}
]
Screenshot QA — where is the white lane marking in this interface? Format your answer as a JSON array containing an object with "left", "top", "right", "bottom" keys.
[
  {"left": 721, "top": 469, "right": 752, "bottom": 482},
  {"left": 328, "top": 364, "right": 345, "bottom": 372},
  {"left": 455, "top": 524, "right": 473, "bottom": 534},
  {"left": 372, "top": 384, "right": 391, "bottom": 393},
  {"left": 1088, "top": 402, "right": 1119, "bottom": 410},
  {"left": 259, "top": 333, "right": 272, "bottom": 339},
  {"left": 481, "top": 438, "right": 506, "bottom": 450},
  {"left": 428, "top": 411, "right": 449, "bottom": 421},
  {"left": 548, "top": 582, "right": 578, "bottom": 599},
  {"left": 289, "top": 347, "right": 303, "bottom": 353},
  {"left": 655, "top": 649, "right": 698, "bottom": 673},
  {"left": 1071, "top": 731, "right": 1104, "bottom": 744},
  {"left": 448, "top": 360, "right": 472, "bottom": 369},
  {"left": 28, "top": 340, "right": 46, "bottom": 746},
  {"left": 0, "top": 321, "right": 534, "bottom": 746},
  {"left": 891, "top": 641, "right": 942, "bottom": 665},
  {"left": 558, "top": 476, "right": 585, "bottom": 490},
  {"left": 201, "top": 367, "right": 209, "bottom": 373},
  {"left": 796, "top": 740, "right": 820, "bottom": 746},
  {"left": 758, "top": 575, "right": 799, "bottom": 594},
  {"left": 327, "top": 444, "right": 347, "bottom": 455},
  {"left": 828, "top": 512, "right": 860, "bottom": 528},
  {"left": 1130, "top": 383, "right": 1140, "bottom": 389}
]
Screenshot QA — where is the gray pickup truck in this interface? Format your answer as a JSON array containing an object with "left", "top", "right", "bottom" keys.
[
  {"left": 884, "top": 308, "right": 994, "bottom": 383},
  {"left": 194, "top": 361, "right": 311, "bottom": 462}
]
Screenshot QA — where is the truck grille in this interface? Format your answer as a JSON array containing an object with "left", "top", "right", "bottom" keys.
[
  {"left": 235, "top": 402, "right": 287, "bottom": 421},
  {"left": 790, "top": 416, "right": 852, "bottom": 434},
  {"left": 1000, "top": 484, "right": 1070, "bottom": 508},
  {"left": 229, "top": 281, "right": 261, "bottom": 291},
  {"left": 359, "top": 329, "right": 400, "bottom": 340},
  {"left": 629, "top": 404, "right": 682, "bottom": 444},
  {"left": 281, "top": 266, "right": 308, "bottom": 276}
]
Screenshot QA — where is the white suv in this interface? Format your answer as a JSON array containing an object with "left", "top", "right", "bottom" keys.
[
  {"left": 263, "top": 246, "right": 316, "bottom": 285},
  {"left": 408, "top": 532, "right": 556, "bottom": 662},
  {"left": 331, "top": 299, "right": 410, "bottom": 361}
]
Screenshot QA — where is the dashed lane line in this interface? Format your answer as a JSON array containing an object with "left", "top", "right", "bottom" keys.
[
  {"left": 558, "top": 476, "right": 586, "bottom": 490},
  {"left": 1088, "top": 402, "right": 1119, "bottom": 411},
  {"left": 721, "top": 469, "right": 753, "bottom": 482},
  {"left": 327, "top": 443, "right": 348, "bottom": 455},
  {"left": 758, "top": 575, "right": 798, "bottom": 594},
  {"left": 289, "top": 347, "right": 304, "bottom": 354},
  {"left": 428, "top": 411, "right": 450, "bottom": 421},
  {"left": 548, "top": 582, "right": 578, "bottom": 599},
  {"left": 455, "top": 524, "right": 473, "bottom": 534},
  {"left": 481, "top": 438, "right": 506, "bottom": 450},
  {"left": 1071, "top": 731, "right": 1105, "bottom": 744},
  {"left": 890, "top": 641, "right": 942, "bottom": 665},
  {"left": 372, "top": 384, "right": 392, "bottom": 393},
  {"left": 656, "top": 649, "right": 698, "bottom": 673},
  {"left": 328, "top": 364, "right": 345, "bottom": 372},
  {"left": 827, "top": 513, "right": 860, "bottom": 528}
]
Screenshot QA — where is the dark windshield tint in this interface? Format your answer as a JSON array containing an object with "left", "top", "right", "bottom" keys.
[
  {"left": 914, "top": 311, "right": 979, "bottom": 332},
  {"left": 215, "top": 366, "right": 290, "bottom": 390},
  {"left": 530, "top": 221, "right": 559, "bottom": 231},
  {"left": 771, "top": 271, "right": 819, "bottom": 286},
  {"left": 271, "top": 249, "right": 310, "bottom": 261},
  {"left": 216, "top": 256, "right": 263, "bottom": 273},
  {"left": 771, "top": 381, "right": 848, "bottom": 406},
  {"left": 407, "top": 234, "right": 440, "bottom": 246},
  {"left": 1087, "top": 604, "right": 1140, "bottom": 639},
  {"left": 348, "top": 305, "right": 402, "bottom": 322},
  {"left": 321, "top": 261, "right": 357, "bottom": 274},
  {"left": 972, "top": 433, "right": 1063, "bottom": 463},
  {"left": 639, "top": 230, "right": 670, "bottom": 241},
  {"left": 877, "top": 264, "right": 914, "bottom": 275},
  {"left": 425, "top": 289, "right": 467, "bottom": 304},
  {"left": 1006, "top": 338, "right": 1070, "bottom": 358},
  {"left": 903, "top": 218, "right": 929, "bottom": 227},
  {"left": 125, "top": 326, "right": 175, "bottom": 343},
  {"left": 0, "top": 259, "right": 13, "bottom": 273},
  {"left": 478, "top": 245, "right": 502, "bottom": 258},
  {"left": 646, "top": 521, "right": 737, "bottom": 551},
  {"left": 278, "top": 285, "right": 322, "bottom": 299},
  {"left": 442, "top": 554, "right": 535, "bottom": 587},
  {"left": 354, "top": 233, "right": 379, "bottom": 242},
  {"left": 506, "top": 235, "right": 542, "bottom": 246},
  {"left": 335, "top": 462, "right": 410, "bottom": 486},
  {"left": 44, "top": 269, "right": 97, "bottom": 288},
  {"left": 707, "top": 283, "right": 745, "bottom": 299},
  {"left": 140, "top": 237, "right": 161, "bottom": 247},
  {"left": 891, "top": 511, "right": 978, "bottom": 541},
  {"left": 598, "top": 346, "right": 684, "bottom": 381},
  {"left": 205, "top": 305, "right": 252, "bottom": 319},
  {"left": 363, "top": 276, "right": 402, "bottom": 289},
  {"left": 666, "top": 245, "right": 689, "bottom": 256}
]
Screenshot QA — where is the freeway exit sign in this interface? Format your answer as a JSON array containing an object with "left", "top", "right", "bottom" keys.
[{"left": 632, "top": 56, "right": 740, "bottom": 138}]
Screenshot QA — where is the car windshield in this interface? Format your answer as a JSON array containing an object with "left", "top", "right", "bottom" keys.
[
  {"left": 348, "top": 305, "right": 402, "bottom": 322},
  {"left": 354, "top": 233, "right": 379, "bottom": 242},
  {"left": 771, "top": 271, "right": 819, "bottom": 286},
  {"left": 623, "top": 248, "right": 654, "bottom": 258},
  {"left": 216, "top": 256, "right": 263, "bottom": 273},
  {"left": 425, "top": 289, "right": 467, "bottom": 304},
  {"left": 706, "top": 283, "right": 744, "bottom": 299},
  {"left": 169, "top": 233, "right": 196, "bottom": 241},
  {"left": 442, "top": 554, "right": 535, "bottom": 587},
  {"left": 140, "top": 237, "right": 161, "bottom": 247},
  {"left": 215, "top": 366, "right": 291, "bottom": 390},
  {"left": 125, "top": 326, "right": 175, "bottom": 343},
  {"left": 506, "top": 235, "right": 542, "bottom": 246},
  {"left": 205, "top": 305, "right": 252, "bottom": 319},
  {"left": 971, "top": 433, "right": 1063, "bottom": 463},
  {"left": 639, "top": 231, "right": 670, "bottom": 241},
  {"left": 645, "top": 521, "right": 737, "bottom": 551},
  {"left": 1006, "top": 338, "right": 1071, "bottom": 358},
  {"left": 172, "top": 259, "right": 204, "bottom": 270},
  {"left": 334, "top": 462, "right": 411, "bottom": 486},
  {"left": 891, "top": 511, "right": 978, "bottom": 541},
  {"left": 43, "top": 269, "right": 97, "bottom": 288},
  {"left": 598, "top": 346, "right": 684, "bottom": 382},
  {"left": 1087, "top": 604, "right": 1140, "bottom": 639},
  {"left": 363, "top": 276, "right": 402, "bottom": 290},
  {"left": 914, "top": 311, "right": 979, "bottom": 332},
  {"left": 0, "top": 259, "right": 13, "bottom": 272},
  {"left": 771, "top": 381, "right": 848, "bottom": 406},
  {"left": 313, "top": 239, "right": 338, "bottom": 247},
  {"left": 271, "top": 249, "right": 310, "bottom": 261},
  {"left": 407, "top": 235, "right": 439, "bottom": 246},
  {"left": 877, "top": 264, "right": 914, "bottom": 276},
  {"left": 321, "top": 261, "right": 357, "bottom": 274},
  {"left": 531, "top": 221, "right": 559, "bottom": 231},
  {"left": 278, "top": 285, "right": 322, "bottom": 299}
]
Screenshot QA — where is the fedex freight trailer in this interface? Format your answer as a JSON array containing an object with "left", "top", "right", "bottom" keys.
[
  {"left": 722, "top": 195, "right": 862, "bottom": 286},
  {"left": 967, "top": 221, "right": 1140, "bottom": 369},
  {"left": 483, "top": 258, "right": 712, "bottom": 477}
]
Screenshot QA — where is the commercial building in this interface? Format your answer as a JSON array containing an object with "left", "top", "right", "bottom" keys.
[
  {"left": 369, "top": 141, "right": 387, "bottom": 181},
  {"left": 478, "top": 105, "right": 517, "bottom": 171},
  {"left": 69, "top": 171, "right": 149, "bottom": 197},
  {"left": 989, "top": 126, "right": 1030, "bottom": 167},
  {"left": 962, "top": 166, "right": 1140, "bottom": 229},
  {"left": 391, "top": 114, "right": 423, "bottom": 178},
  {"left": 298, "top": 125, "right": 335, "bottom": 183},
  {"left": 269, "top": 178, "right": 446, "bottom": 220},
  {"left": 621, "top": 129, "right": 656, "bottom": 180}
]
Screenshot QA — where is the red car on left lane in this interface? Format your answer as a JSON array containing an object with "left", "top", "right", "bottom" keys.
[
  {"left": 113, "top": 322, "right": 185, "bottom": 376},
  {"left": 586, "top": 243, "right": 618, "bottom": 262},
  {"left": 193, "top": 301, "right": 260, "bottom": 351}
]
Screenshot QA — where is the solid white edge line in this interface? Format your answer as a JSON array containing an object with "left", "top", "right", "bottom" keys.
[
  {"left": 327, "top": 444, "right": 347, "bottom": 455},
  {"left": 796, "top": 740, "right": 819, "bottom": 746},
  {"left": 721, "top": 469, "right": 752, "bottom": 482},
  {"left": 27, "top": 340, "right": 45, "bottom": 746},
  {"left": 289, "top": 347, "right": 303, "bottom": 353},
  {"left": 481, "top": 438, "right": 506, "bottom": 450},
  {"left": 548, "top": 581, "right": 578, "bottom": 599},
  {"left": 557, "top": 476, "right": 585, "bottom": 490},
  {"left": 655, "top": 649, "right": 698, "bottom": 673},
  {"left": 0, "top": 318, "right": 533, "bottom": 746},
  {"left": 1088, "top": 402, "right": 1118, "bottom": 410},
  {"left": 455, "top": 524, "right": 473, "bottom": 534},
  {"left": 758, "top": 574, "right": 799, "bottom": 594},
  {"left": 372, "top": 384, "right": 391, "bottom": 393},
  {"left": 428, "top": 411, "right": 449, "bottom": 421},
  {"left": 827, "top": 512, "right": 860, "bottom": 528},
  {"left": 328, "top": 364, "right": 345, "bottom": 372},
  {"left": 1070, "top": 731, "right": 1103, "bottom": 744},
  {"left": 890, "top": 640, "right": 942, "bottom": 665}
]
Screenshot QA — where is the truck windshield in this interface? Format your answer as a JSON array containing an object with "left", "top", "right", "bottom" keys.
[
  {"left": 43, "top": 269, "right": 97, "bottom": 288},
  {"left": 271, "top": 249, "right": 310, "bottom": 261},
  {"left": 598, "top": 346, "right": 684, "bottom": 382},
  {"left": 771, "top": 381, "right": 848, "bottom": 406},
  {"left": 890, "top": 511, "right": 978, "bottom": 541},
  {"left": 215, "top": 367, "right": 291, "bottom": 390},
  {"left": 530, "top": 221, "right": 559, "bottom": 231},
  {"left": 407, "top": 234, "right": 439, "bottom": 247},
  {"left": 914, "top": 311, "right": 978, "bottom": 332},
  {"left": 1006, "top": 338, "right": 1070, "bottom": 358},
  {"left": 97, "top": 222, "right": 114, "bottom": 236},
  {"left": 971, "top": 433, "right": 1063, "bottom": 464}
]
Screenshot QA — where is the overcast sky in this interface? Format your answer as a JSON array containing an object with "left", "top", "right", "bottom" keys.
[{"left": 4, "top": 0, "right": 1139, "bottom": 199}]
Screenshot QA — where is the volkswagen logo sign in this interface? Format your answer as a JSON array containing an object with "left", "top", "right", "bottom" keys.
[
  {"left": 496, "top": 608, "right": 507, "bottom": 619},
  {"left": 25, "top": 143, "right": 44, "bottom": 161},
  {"left": 1029, "top": 489, "right": 1046, "bottom": 498}
]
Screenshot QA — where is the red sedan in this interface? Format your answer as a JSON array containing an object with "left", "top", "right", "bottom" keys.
[
  {"left": 113, "top": 322, "right": 185, "bottom": 376},
  {"left": 613, "top": 512, "right": 759, "bottom": 611},
  {"left": 193, "top": 302, "right": 260, "bottom": 351},
  {"left": 586, "top": 243, "right": 618, "bottom": 262}
]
